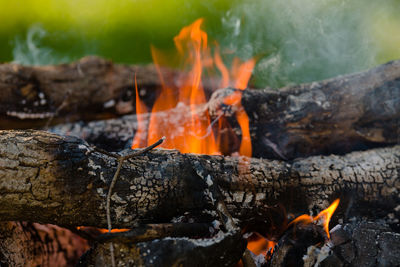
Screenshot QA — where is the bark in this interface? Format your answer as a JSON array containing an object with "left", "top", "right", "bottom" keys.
[
  {"left": 0, "top": 222, "right": 88, "bottom": 267},
  {"left": 208, "top": 59, "right": 400, "bottom": 159},
  {"left": 0, "top": 130, "right": 398, "bottom": 232},
  {"left": 0, "top": 56, "right": 218, "bottom": 129}
]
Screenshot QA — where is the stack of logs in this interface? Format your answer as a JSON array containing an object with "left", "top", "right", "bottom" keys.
[{"left": 0, "top": 56, "right": 399, "bottom": 266}]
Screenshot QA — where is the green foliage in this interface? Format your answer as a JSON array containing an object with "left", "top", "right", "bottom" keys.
[{"left": 1, "top": 0, "right": 399, "bottom": 88}]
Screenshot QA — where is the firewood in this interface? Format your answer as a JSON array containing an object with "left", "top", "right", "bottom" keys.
[
  {"left": 0, "top": 130, "right": 398, "bottom": 231},
  {"left": 208, "top": 59, "right": 400, "bottom": 159},
  {"left": 0, "top": 56, "right": 201, "bottom": 129},
  {"left": 49, "top": 59, "right": 400, "bottom": 159},
  {"left": 0, "top": 222, "right": 88, "bottom": 266}
]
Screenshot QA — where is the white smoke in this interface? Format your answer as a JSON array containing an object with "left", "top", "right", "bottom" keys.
[
  {"left": 219, "top": 0, "right": 381, "bottom": 88},
  {"left": 12, "top": 24, "right": 69, "bottom": 65}
]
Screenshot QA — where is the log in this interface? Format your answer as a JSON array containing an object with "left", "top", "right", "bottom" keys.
[
  {"left": 80, "top": 230, "right": 246, "bottom": 267},
  {"left": 0, "top": 56, "right": 217, "bottom": 129},
  {"left": 0, "top": 130, "right": 398, "bottom": 233},
  {"left": 49, "top": 59, "right": 400, "bottom": 159},
  {"left": 208, "top": 59, "right": 400, "bottom": 159},
  {"left": 0, "top": 222, "right": 88, "bottom": 266},
  {"left": 269, "top": 220, "right": 400, "bottom": 266}
]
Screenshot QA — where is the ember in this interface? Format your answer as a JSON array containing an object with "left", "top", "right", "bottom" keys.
[{"left": 290, "top": 198, "right": 340, "bottom": 239}]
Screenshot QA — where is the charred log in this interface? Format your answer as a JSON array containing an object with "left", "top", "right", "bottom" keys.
[
  {"left": 0, "top": 130, "right": 398, "bottom": 232},
  {"left": 208, "top": 59, "right": 400, "bottom": 159},
  {"left": 268, "top": 221, "right": 400, "bottom": 267},
  {"left": 79, "top": 229, "right": 245, "bottom": 267}
]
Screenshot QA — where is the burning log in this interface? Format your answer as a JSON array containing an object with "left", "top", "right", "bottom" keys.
[
  {"left": 268, "top": 220, "right": 400, "bottom": 266},
  {"left": 0, "top": 130, "right": 398, "bottom": 230},
  {"left": 208, "top": 59, "right": 400, "bottom": 159},
  {"left": 49, "top": 59, "right": 400, "bottom": 159}
]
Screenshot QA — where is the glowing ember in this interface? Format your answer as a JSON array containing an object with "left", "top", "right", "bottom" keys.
[
  {"left": 76, "top": 226, "right": 129, "bottom": 234},
  {"left": 247, "top": 234, "right": 276, "bottom": 258},
  {"left": 132, "top": 18, "right": 255, "bottom": 156},
  {"left": 289, "top": 198, "right": 340, "bottom": 239}
]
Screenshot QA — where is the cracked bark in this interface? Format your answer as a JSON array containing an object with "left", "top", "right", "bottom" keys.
[
  {"left": 0, "top": 130, "right": 398, "bottom": 232},
  {"left": 208, "top": 59, "right": 400, "bottom": 159}
]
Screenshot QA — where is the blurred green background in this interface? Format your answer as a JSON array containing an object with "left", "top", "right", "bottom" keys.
[{"left": 1, "top": 0, "right": 400, "bottom": 88}]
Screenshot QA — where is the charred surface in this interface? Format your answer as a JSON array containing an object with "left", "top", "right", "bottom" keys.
[
  {"left": 269, "top": 221, "right": 400, "bottom": 267},
  {"left": 209, "top": 60, "right": 400, "bottom": 159},
  {"left": 79, "top": 230, "right": 245, "bottom": 267},
  {"left": 0, "top": 130, "right": 398, "bottom": 231}
]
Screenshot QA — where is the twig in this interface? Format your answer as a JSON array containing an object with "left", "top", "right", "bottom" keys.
[
  {"left": 104, "top": 136, "right": 165, "bottom": 267},
  {"left": 96, "top": 223, "right": 212, "bottom": 244}
]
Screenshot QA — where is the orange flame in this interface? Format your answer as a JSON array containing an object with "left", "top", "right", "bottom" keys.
[
  {"left": 131, "top": 74, "right": 148, "bottom": 148},
  {"left": 290, "top": 199, "right": 340, "bottom": 239},
  {"left": 132, "top": 18, "right": 255, "bottom": 156},
  {"left": 247, "top": 235, "right": 276, "bottom": 256}
]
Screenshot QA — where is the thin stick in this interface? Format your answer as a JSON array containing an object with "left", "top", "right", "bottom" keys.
[{"left": 105, "top": 136, "right": 165, "bottom": 267}]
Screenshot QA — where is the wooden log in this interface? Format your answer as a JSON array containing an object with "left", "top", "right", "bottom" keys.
[
  {"left": 0, "top": 222, "right": 88, "bottom": 266},
  {"left": 80, "top": 230, "right": 246, "bottom": 267},
  {"left": 208, "top": 59, "right": 400, "bottom": 159},
  {"left": 0, "top": 56, "right": 217, "bottom": 129},
  {"left": 269, "top": 221, "right": 400, "bottom": 266},
  {"left": 0, "top": 130, "right": 398, "bottom": 232}
]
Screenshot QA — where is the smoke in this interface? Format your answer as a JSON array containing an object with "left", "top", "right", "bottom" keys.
[
  {"left": 12, "top": 24, "right": 69, "bottom": 65},
  {"left": 218, "top": 0, "right": 383, "bottom": 88}
]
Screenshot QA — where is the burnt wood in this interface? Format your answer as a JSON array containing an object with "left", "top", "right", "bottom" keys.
[
  {"left": 208, "top": 59, "right": 400, "bottom": 159},
  {"left": 0, "top": 130, "right": 398, "bottom": 231}
]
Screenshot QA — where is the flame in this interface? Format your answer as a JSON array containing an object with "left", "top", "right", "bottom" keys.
[
  {"left": 132, "top": 18, "right": 255, "bottom": 156},
  {"left": 247, "top": 235, "right": 276, "bottom": 256},
  {"left": 131, "top": 74, "right": 148, "bottom": 148},
  {"left": 290, "top": 199, "right": 340, "bottom": 239},
  {"left": 77, "top": 226, "right": 129, "bottom": 234}
]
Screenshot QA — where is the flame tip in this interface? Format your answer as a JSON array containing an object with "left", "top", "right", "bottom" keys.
[{"left": 133, "top": 18, "right": 254, "bottom": 156}]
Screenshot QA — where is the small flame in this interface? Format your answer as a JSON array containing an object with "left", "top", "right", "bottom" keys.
[
  {"left": 290, "top": 199, "right": 340, "bottom": 239},
  {"left": 131, "top": 74, "right": 148, "bottom": 148},
  {"left": 132, "top": 18, "right": 255, "bottom": 156},
  {"left": 246, "top": 233, "right": 276, "bottom": 262},
  {"left": 247, "top": 237, "right": 276, "bottom": 255},
  {"left": 76, "top": 226, "right": 129, "bottom": 234}
]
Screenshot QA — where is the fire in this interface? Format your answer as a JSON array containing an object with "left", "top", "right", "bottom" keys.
[
  {"left": 76, "top": 226, "right": 129, "bottom": 234},
  {"left": 132, "top": 18, "right": 255, "bottom": 156},
  {"left": 247, "top": 234, "right": 276, "bottom": 256},
  {"left": 289, "top": 198, "right": 340, "bottom": 239}
]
